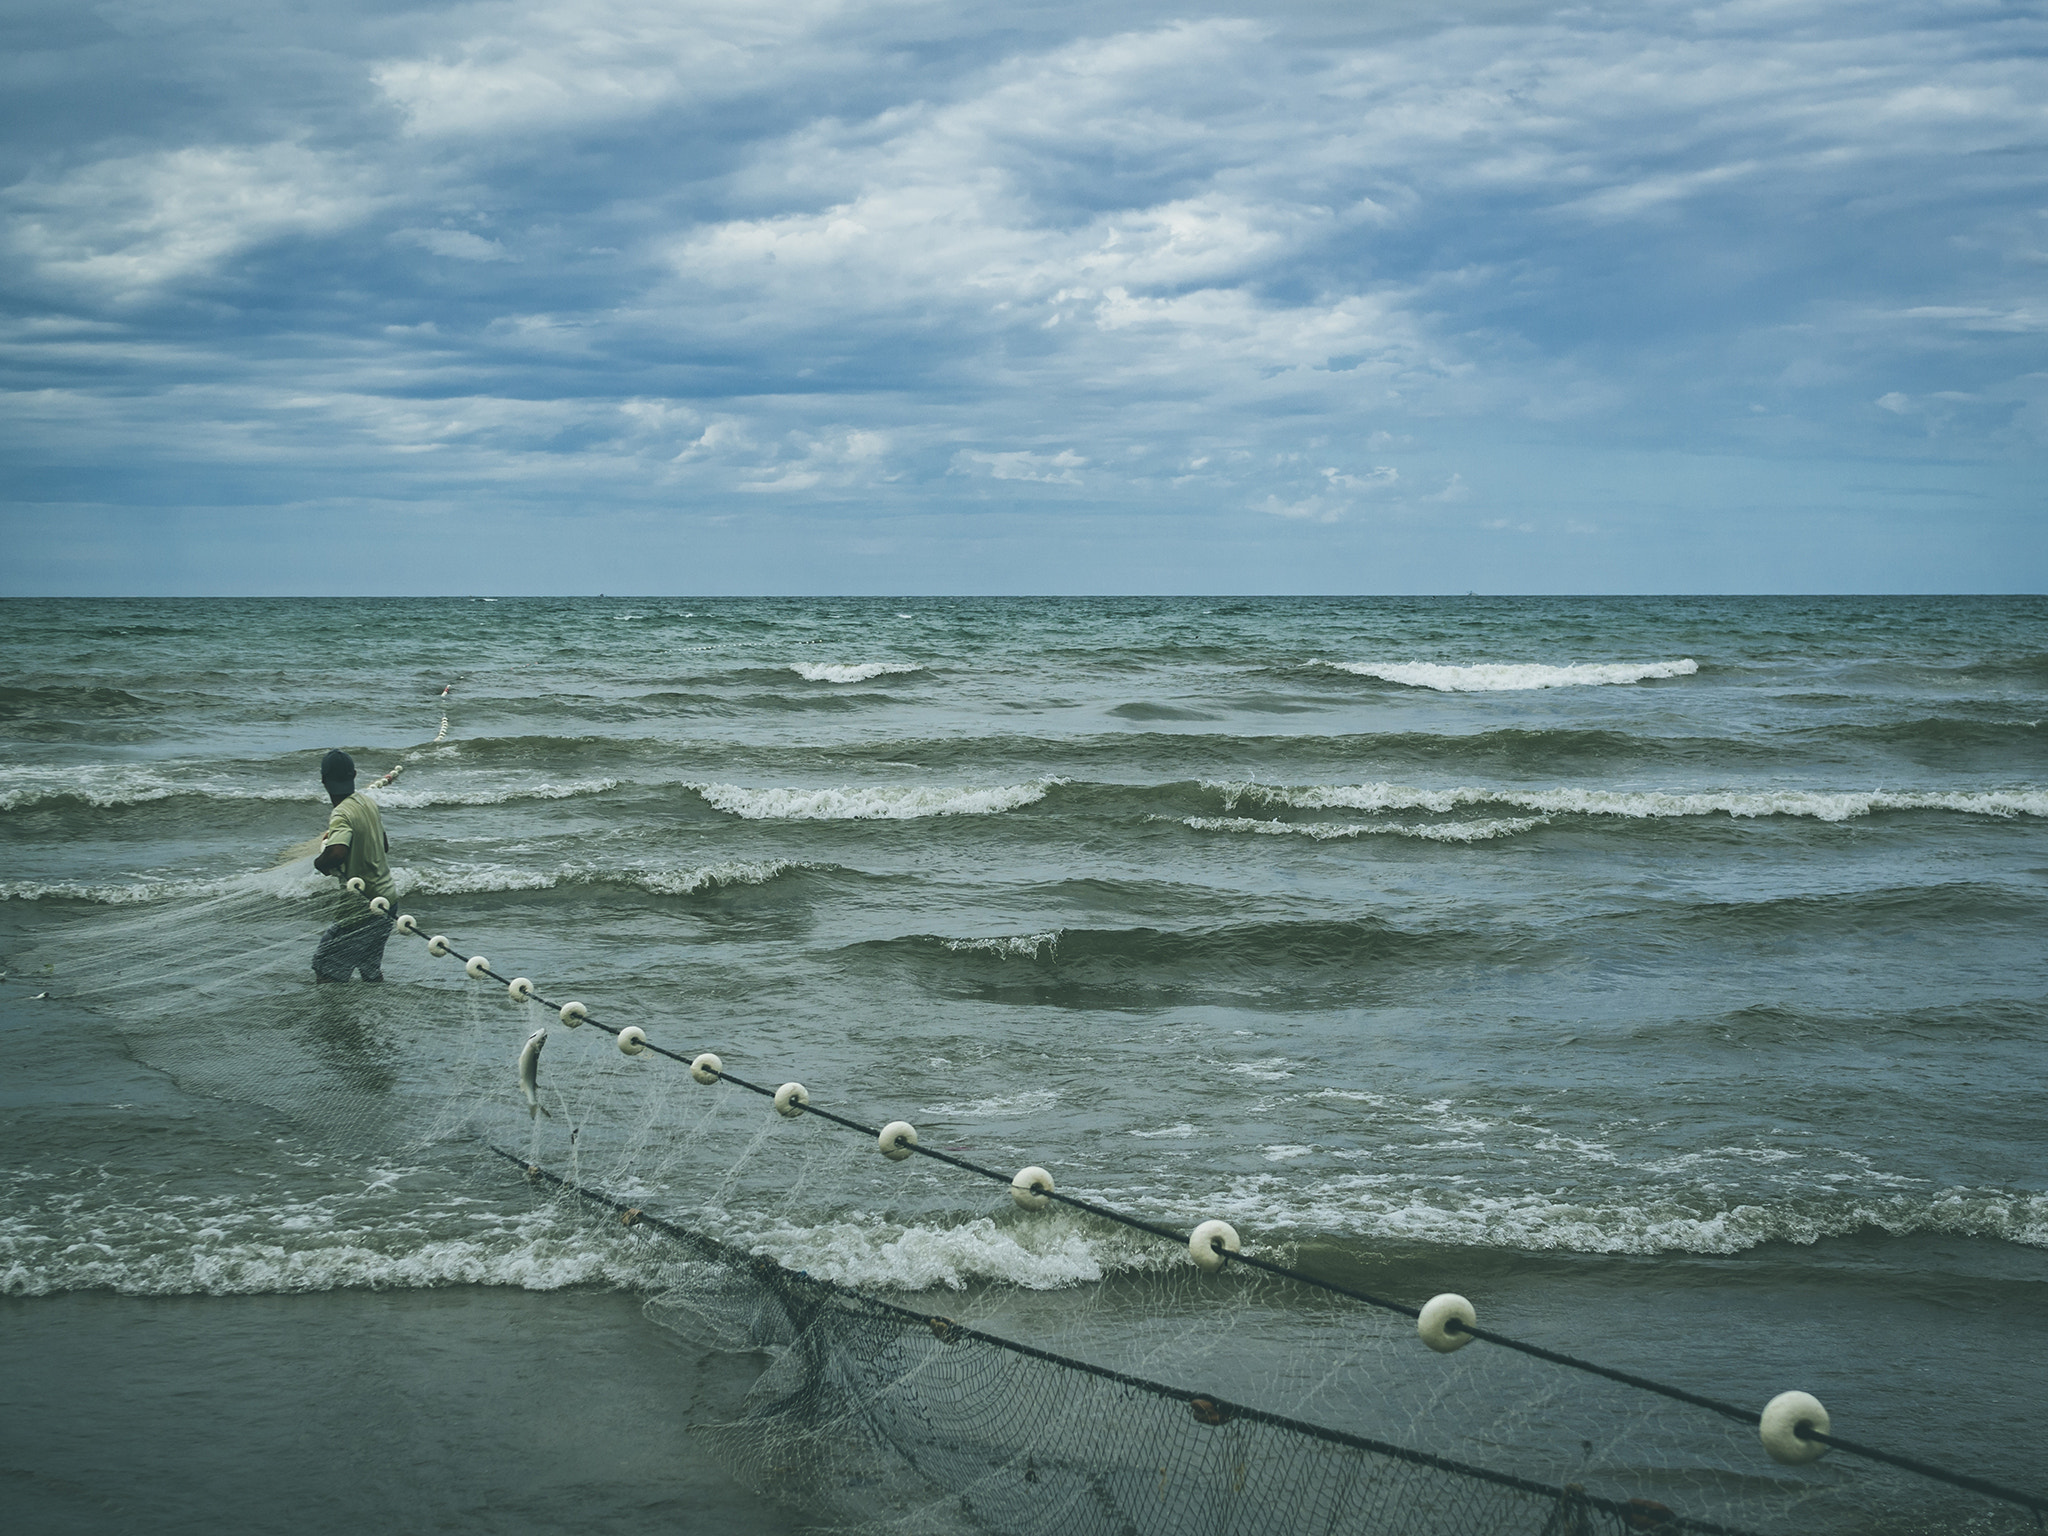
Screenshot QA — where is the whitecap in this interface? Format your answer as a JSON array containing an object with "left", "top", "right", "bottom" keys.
[
  {"left": 1206, "top": 780, "right": 2048, "bottom": 823},
  {"left": 788, "top": 662, "right": 924, "bottom": 684},
  {"left": 1177, "top": 814, "right": 1545, "bottom": 842},
  {"left": 1315, "top": 658, "right": 1698, "bottom": 691},
  {"left": 941, "top": 932, "right": 1059, "bottom": 958},
  {"left": 694, "top": 779, "right": 1056, "bottom": 820}
]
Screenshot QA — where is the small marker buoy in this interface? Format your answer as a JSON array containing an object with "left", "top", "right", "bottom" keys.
[
  {"left": 395, "top": 914, "right": 417, "bottom": 934},
  {"left": 1010, "top": 1167, "right": 1054, "bottom": 1210},
  {"left": 427, "top": 935, "right": 451, "bottom": 957},
  {"left": 621, "top": 1208, "right": 642, "bottom": 1228},
  {"left": 774, "top": 1082, "right": 809, "bottom": 1117},
  {"left": 1417, "top": 1293, "right": 1477, "bottom": 1353},
  {"left": 465, "top": 956, "right": 491, "bottom": 980},
  {"left": 1188, "top": 1219, "right": 1240, "bottom": 1271},
  {"left": 878, "top": 1121, "right": 918, "bottom": 1160},
  {"left": 507, "top": 977, "right": 533, "bottom": 1001},
  {"left": 368, "top": 895, "right": 390, "bottom": 915},
  {"left": 345, "top": 877, "right": 365, "bottom": 894},
  {"left": 559, "top": 1001, "right": 587, "bottom": 1028},
  {"left": 690, "top": 1052, "right": 722, "bottom": 1085},
  {"left": 1760, "top": 1391, "right": 1830, "bottom": 1464},
  {"left": 617, "top": 1026, "right": 647, "bottom": 1056}
]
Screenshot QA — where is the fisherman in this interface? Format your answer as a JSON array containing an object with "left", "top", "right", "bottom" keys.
[{"left": 311, "top": 748, "right": 398, "bottom": 983}]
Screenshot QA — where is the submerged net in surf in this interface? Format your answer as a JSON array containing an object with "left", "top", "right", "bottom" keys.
[{"left": 22, "top": 865, "right": 2045, "bottom": 1536}]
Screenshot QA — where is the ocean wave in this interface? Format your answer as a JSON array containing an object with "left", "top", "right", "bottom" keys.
[
  {"left": 941, "top": 932, "right": 1060, "bottom": 958},
  {"left": 1177, "top": 814, "right": 1545, "bottom": 843},
  {"left": 401, "top": 858, "right": 807, "bottom": 898},
  {"left": 1208, "top": 779, "right": 2048, "bottom": 823},
  {"left": 0, "top": 1195, "right": 652, "bottom": 1298},
  {"left": 1, "top": 863, "right": 330, "bottom": 905},
  {"left": 0, "top": 772, "right": 619, "bottom": 814},
  {"left": 1315, "top": 658, "right": 1699, "bottom": 691},
  {"left": 694, "top": 779, "right": 1057, "bottom": 820},
  {"left": 741, "top": 1210, "right": 1162, "bottom": 1292},
  {"left": 788, "top": 662, "right": 925, "bottom": 684},
  {"left": 372, "top": 778, "right": 619, "bottom": 809},
  {"left": 0, "top": 857, "right": 811, "bottom": 907},
  {"left": 1204, "top": 1181, "right": 2048, "bottom": 1257},
  {"left": 0, "top": 684, "right": 160, "bottom": 717}
]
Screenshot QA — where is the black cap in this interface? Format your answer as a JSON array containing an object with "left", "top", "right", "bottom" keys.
[{"left": 320, "top": 749, "right": 356, "bottom": 788}]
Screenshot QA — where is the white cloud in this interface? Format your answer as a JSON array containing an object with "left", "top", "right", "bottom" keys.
[
  {"left": 4, "top": 144, "right": 379, "bottom": 297},
  {"left": 371, "top": 0, "right": 853, "bottom": 135},
  {"left": 950, "top": 448, "right": 1086, "bottom": 484},
  {"left": 394, "top": 227, "right": 516, "bottom": 261}
]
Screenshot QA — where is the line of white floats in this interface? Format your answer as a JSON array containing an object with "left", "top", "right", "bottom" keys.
[{"left": 356, "top": 885, "right": 1835, "bottom": 1471}]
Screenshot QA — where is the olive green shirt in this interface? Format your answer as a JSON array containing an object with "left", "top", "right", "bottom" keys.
[{"left": 323, "top": 792, "right": 396, "bottom": 924}]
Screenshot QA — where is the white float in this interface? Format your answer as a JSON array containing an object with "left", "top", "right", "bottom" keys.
[
  {"left": 508, "top": 978, "right": 533, "bottom": 1001},
  {"left": 558, "top": 1002, "right": 587, "bottom": 1028},
  {"left": 878, "top": 1121, "right": 918, "bottom": 1160},
  {"left": 427, "top": 935, "right": 451, "bottom": 957},
  {"left": 690, "top": 1052, "right": 722, "bottom": 1085},
  {"left": 1010, "top": 1167, "right": 1054, "bottom": 1210},
  {"left": 368, "top": 896, "right": 390, "bottom": 915},
  {"left": 617, "top": 1026, "right": 647, "bottom": 1057},
  {"left": 1760, "top": 1391, "right": 1831, "bottom": 1464},
  {"left": 345, "top": 877, "right": 365, "bottom": 894},
  {"left": 465, "top": 956, "right": 491, "bottom": 980},
  {"left": 1417, "top": 1293, "right": 1477, "bottom": 1353},
  {"left": 1188, "top": 1219, "right": 1241, "bottom": 1271},
  {"left": 774, "top": 1083, "right": 809, "bottom": 1117},
  {"left": 394, "top": 914, "right": 417, "bottom": 934}
]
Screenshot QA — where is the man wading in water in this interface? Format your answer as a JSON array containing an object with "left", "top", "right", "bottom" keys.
[{"left": 312, "top": 749, "right": 397, "bottom": 983}]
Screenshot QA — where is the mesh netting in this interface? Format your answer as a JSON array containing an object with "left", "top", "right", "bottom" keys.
[{"left": 22, "top": 871, "right": 2041, "bottom": 1536}]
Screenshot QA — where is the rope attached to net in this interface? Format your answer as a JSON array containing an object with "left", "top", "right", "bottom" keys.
[{"left": 357, "top": 899, "right": 2047, "bottom": 1523}]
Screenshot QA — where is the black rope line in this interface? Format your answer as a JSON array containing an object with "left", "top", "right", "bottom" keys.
[
  {"left": 383, "top": 914, "right": 2047, "bottom": 1520},
  {"left": 490, "top": 1146, "right": 1763, "bottom": 1536}
]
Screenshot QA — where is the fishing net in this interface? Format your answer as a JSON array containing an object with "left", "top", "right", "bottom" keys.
[{"left": 20, "top": 866, "right": 2040, "bottom": 1536}]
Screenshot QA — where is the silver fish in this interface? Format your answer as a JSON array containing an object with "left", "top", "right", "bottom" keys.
[{"left": 517, "top": 1027, "right": 551, "bottom": 1119}]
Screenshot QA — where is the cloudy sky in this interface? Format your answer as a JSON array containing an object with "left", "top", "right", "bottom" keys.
[{"left": 3, "top": 0, "right": 2043, "bottom": 594}]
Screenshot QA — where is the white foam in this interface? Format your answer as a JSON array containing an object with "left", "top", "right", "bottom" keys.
[
  {"left": 4, "top": 858, "right": 804, "bottom": 906},
  {"left": 918, "top": 1089, "right": 1060, "bottom": 1118},
  {"left": 399, "top": 858, "right": 802, "bottom": 897},
  {"left": 743, "top": 1210, "right": 1150, "bottom": 1291},
  {"left": 1209, "top": 780, "right": 2048, "bottom": 823},
  {"left": 1315, "top": 658, "right": 1699, "bottom": 691},
  {"left": 0, "top": 1189, "right": 654, "bottom": 1297},
  {"left": 788, "top": 662, "right": 925, "bottom": 684},
  {"left": 695, "top": 779, "right": 1056, "bottom": 820},
  {"left": 941, "top": 932, "right": 1059, "bottom": 958},
  {"left": 1177, "top": 814, "right": 1545, "bottom": 842},
  {"left": 3, "top": 862, "right": 331, "bottom": 905},
  {"left": 370, "top": 778, "right": 619, "bottom": 809},
  {"left": 0, "top": 767, "right": 617, "bottom": 813},
  {"left": 1199, "top": 1182, "right": 2048, "bottom": 1256}
]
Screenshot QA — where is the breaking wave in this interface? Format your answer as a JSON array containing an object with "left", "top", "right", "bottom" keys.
[
  {"left": 1177, "top": 815, "right": 1545, "bottom": 843},
  {"left": 1208, "top": 780, "right": 2048, "bottom": 823},
  {"left": 0, "top": 769, "right": 619, "bottom": 813},
  {"left": 1317, "top": 659, "right": 1699, "bottom": 691},
  {"left": 789, "top": 662, "right": 925, "bottom": 684},
  {"left": 693, "top": 779, "right": 1057, "bottom": 820}
]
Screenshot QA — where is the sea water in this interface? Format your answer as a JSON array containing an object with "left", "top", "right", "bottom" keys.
[{"left": 2, "top": 595, "right": 2043, "bottom": 1532}]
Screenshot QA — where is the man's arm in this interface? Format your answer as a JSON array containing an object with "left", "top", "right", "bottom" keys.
[{"left": 315, "top": 808, "right": 353, "bottom": 876}]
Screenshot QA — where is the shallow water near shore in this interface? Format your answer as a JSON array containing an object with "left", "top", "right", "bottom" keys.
[{"left": 2, "top": 594, "right": 2044, "bottom": 1532}]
